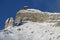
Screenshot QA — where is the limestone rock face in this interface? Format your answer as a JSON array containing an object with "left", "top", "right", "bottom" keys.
[
  {"left": 15, "top": 7, "right": 60, "bottom": 23},
  {"left": 15, "top": 9, "right": 49, "bottom": 22},
  {"left": 15, "top": 17, "right": 22, "bottom": 25},
  {"left": 5, "top": 17, "right": 14, "bottom": 29}
]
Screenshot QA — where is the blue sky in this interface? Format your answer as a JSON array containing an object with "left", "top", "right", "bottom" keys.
[{"left": 0, "top": 0, "right": 60, "bottom": 30}]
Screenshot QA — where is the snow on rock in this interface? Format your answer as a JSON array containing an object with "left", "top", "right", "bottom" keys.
[
  {"left": 16, "top": 8, "right": 49, "bottom": 23},
  {"left": 0, "top": 21, "right": 60, "bottom": 40},
  {"left": 15, "top": 17, "right": 22, "bottom": 26},
  {"left": 5, "top": 17, "right": 14, "bottom": 29},
  {"left": 17, "top": 9, "right": 42, "bottom": 14},
  {"left": 8, "top": 17, "right": 14, "bottom": 27},
  {"left": 2, "top": 6, "right": 60, "bottom": 40},
  {"left": 5, "top": 18, "right": 10, "bottom": 28}
]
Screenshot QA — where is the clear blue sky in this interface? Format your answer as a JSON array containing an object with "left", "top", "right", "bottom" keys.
[{"left": 0, "top": 0, "right": 60, "bottom": 30}]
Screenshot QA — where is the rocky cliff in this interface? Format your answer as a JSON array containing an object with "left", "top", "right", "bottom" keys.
[
  {"left": 4, "top": 6, "right": 60, "bottom": 29},
  {"left": 1, "top": 6, "right": 60, "bottom": 40},
  {"left": 15, "top": 9, "right": 49, "bottom": 22}
]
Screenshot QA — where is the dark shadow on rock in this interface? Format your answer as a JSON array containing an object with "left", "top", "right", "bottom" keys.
[{"left": 14, "top": 22, "right": 28, "bottom": 26}]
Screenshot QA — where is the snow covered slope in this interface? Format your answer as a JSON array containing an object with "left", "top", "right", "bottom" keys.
[{"left": 0, "top": 21, "right": 60, "bottom": 40}]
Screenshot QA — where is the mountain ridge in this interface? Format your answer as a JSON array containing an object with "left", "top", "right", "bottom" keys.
[{"left": 0, "top": 6, "right": 60, "bottom": 40}]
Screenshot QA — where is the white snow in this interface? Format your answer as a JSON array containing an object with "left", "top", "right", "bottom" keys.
[
  {"left": 17, "top": 9, "right": 43, "bottom": 14},
  {"left": 0, "top": 21, "right": 60, "bottom": 40},
  {"left": 17, "top": 8, "right": 60, "bottom": 15}
]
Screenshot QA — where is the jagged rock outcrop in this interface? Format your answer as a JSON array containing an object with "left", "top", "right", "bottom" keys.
[
  {"left": 9, "top": 17, "right": 14, "bottom": 26},
  {"left": 15, "top": 7, "right": 60, "bottom": 23},
  {"left": 5, "top": 17, "right": 14, "bottom": 29},
  {"left": 5, "top": 6, "right": 60, "bottom": 28},
  {"left": 15, "top": 17, "right": 22, "bottom": 25},
  {"left": 5, "top": 18, "right": 10, "bottom": 28},
  {"left": 15, "top": 6, "right": 49, "bottom": 23}
]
